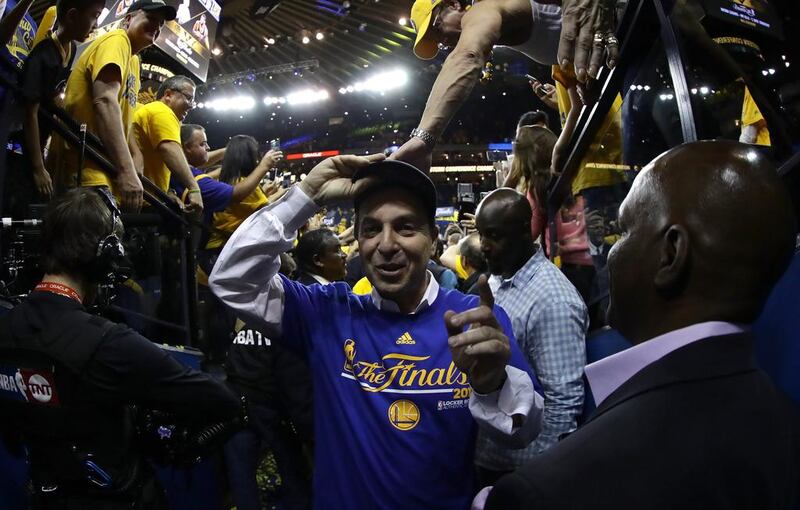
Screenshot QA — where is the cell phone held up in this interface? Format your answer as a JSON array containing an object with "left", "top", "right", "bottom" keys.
[
  {"left": 485, "top": 150, "right": 508, "bottom": 162},
  {"left": 270, "top": 138, "right": 281, "bottom": 151}
]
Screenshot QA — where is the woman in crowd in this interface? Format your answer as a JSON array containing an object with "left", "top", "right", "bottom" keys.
[
  {"left": 504, "top": 125, "right": 595, "bottom": 303},
  {"left": 205, "top": 135, "right": 286, "bottom": 254}
]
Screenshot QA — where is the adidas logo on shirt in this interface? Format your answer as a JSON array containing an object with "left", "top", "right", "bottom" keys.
[{"left": 396, "top": 332, "right": 415, "bottom": 345}]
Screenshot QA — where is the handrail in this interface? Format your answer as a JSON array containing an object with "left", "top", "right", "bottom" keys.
[
  {"left": 0, "top": 56, "right": 190, "bottom": 228},
  {"left": 0, "top": 55, "right": 202, "bottom": 346}
]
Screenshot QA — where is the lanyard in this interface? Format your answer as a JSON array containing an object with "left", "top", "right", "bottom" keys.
[{"left": 34, "top": 282, "right": 82, "bottom": 303}]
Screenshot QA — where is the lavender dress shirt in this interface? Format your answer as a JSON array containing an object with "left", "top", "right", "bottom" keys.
[{"left": 471, "top": 320, "right": 750, "bottom": 510}]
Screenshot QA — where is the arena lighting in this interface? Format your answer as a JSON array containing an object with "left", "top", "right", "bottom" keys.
[
  {"left": 699, "top": 86, "right": 710, "bottom": 95},
  {"left": 205, "top": 96, "right": 256, "bottom": 111},
  {"left": 286, "top": 88, "right": 330, "bottom": 105},
  {"left": 302, "top": 36, "right": 310, "bottom": 44},
  {"left": 399, "top": 17, "right": 407, "bottom": 25},
  {"left": 263, "top": 96, "right": 287, "bottom": 105},
  {"left": 315, "top": 32, "right": 324, "bottom": 40},
  {"left": 212, "top": 47, "right": 222, "bottom": 56},
  {"left": 267, "top": 37, "right": 275, "bottom": 44},
  {"left": 338, "top": 69, "right": 409, "bottom": 95}
]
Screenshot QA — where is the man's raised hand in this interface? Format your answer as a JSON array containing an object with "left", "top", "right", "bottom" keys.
[
  {"left": 298, "top": 153, "right": 386, "bottom": 206},
  {"left": 558, "top": 0, "right": 618, "bottom": 82},
  {"left": 444, "top": 275, "right": 510, "bottom": 394}
]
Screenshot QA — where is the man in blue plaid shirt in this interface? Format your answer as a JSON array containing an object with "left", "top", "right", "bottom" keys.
[{"left": 474, "top": 188, "right": 588, "bottom": 486}]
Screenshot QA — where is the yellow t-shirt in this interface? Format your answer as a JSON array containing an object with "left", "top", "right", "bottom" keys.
[
  {"left": 741, "top": 86, "right": 771, "bottom": 146},
  {"left": 206, "top": 183, "right": 268, "bottom": 249},
  {"left": 551, "top": 66, "right": 625, "bottom": 195},
  {"left": 52, "top": 29, "right": 140, "bottom": 190},
  {"left": 353, "top": 277, "right": 372, "bottom": 295},
  {"left": 133, "top": 100, "right": 181, "bottom": 192},
  {"left": 32, "top": 6, "right": 57, "bottom": 48}
]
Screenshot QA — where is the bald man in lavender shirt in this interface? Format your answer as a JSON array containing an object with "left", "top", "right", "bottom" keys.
[{"left": 482, "top": 140, "right": 800, "bottom": 510}]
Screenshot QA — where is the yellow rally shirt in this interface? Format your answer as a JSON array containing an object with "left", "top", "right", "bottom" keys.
[
  {"left": 206, "top": 183, "right": 268, "bottom": 250},
  {"left": 741, "top": 85, "right": 771, "bottom": 146},
  {"left": 552, "top": 66, "right": 625, "bottom": 195},
  {"left": 52, "top": 29, "right": 140, "bottom": 190},
  {"left": 133, "top": 100, "right": 181, "bottom": 192}
]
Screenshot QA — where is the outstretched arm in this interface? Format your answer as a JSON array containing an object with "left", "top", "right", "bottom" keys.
[
  {"left": 417, "top": 7, "right": 502, "bottom": 139},
  {"left": 391, "top": 6, "right": 503, "bottom": 172}
]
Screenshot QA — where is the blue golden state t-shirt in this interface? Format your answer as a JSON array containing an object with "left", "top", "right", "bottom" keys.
[{"left": 280, "top": 276, "right": 534, "bottom": 509}]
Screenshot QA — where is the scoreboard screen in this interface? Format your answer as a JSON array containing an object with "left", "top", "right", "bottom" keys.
[
  {"left": 702, "top": 0, "right": 784, "bottom": 39},
  {"left": 94, "top": 0, "right": 220, "bottom": 81}
]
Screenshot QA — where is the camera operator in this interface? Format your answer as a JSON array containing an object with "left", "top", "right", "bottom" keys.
[{"left": 0, "top": 187, "right": 240, "bottom": 508}]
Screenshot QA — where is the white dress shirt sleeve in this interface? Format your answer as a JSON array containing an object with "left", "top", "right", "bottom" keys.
[
  {"left": 468, "top": 365, "right": 544, "bottom": 448},
  {"left": 208, "top": 186, "right": 320, "bottom": 337}
]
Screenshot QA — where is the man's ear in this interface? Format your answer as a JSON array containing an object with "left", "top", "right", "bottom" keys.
[
  {"left": 653, "top": 224, "right": 690, "bottom": 293},
  {"left": 312, "top": 253, "right": 324, "bottom": 270}
]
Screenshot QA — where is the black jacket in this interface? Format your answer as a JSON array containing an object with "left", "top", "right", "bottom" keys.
[
  {"left": 226, "top": 295, "right": 314, "bottom": 441},
  {"left": 487, "top": 333, "right": 800, "bottom": 510},
  {"left": 0, "top": 291, "right": 239, "bottom": 492},
  {"left": 459, "top": 270, "right": 486, "bottom": 296}
]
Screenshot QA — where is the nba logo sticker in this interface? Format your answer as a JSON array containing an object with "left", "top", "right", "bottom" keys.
[{"left": 388, "top": 399, "right": 420, "bottom": 431}]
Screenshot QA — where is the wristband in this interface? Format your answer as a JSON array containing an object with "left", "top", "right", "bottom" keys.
[
  {"left": 187, "top": 189, "right": 201, "bottom": 194},
  {"left": 411, "top": 127, "right": 436, "bottom": 149}
]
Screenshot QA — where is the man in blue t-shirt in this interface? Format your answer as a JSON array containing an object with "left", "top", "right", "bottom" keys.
[
  {"left": 210, "top": 155, "right": 544, "bottom": 509},
  {"left": 172, "top": 123, "right": 283, "bottom": 225}
]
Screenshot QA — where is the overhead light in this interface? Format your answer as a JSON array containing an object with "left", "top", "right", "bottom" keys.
[
  {"left": 699, "top": 86, "right": 709, "bottom": 95},
  {"left": 286, "top": 88, "right": 330, "bottom": 105},
  {"left": 267, "top": 37, "right": 275, "bottom": 44},
  {"left": 206, "top": 96, "right": 255, "bottom": 112},
  {"left": 768, "top": 68, "right": 776, "bottom": 75},
  {"left": 343, "top": 68, "right": 408, "bottom": 95},
  {"left": 399, "top": 17, "right": 407, "bottom": 25},
  {"left": 212, "top": 47, "right": 222, "bottom": 56},
  {"left": 316, "top": 32, "right": 324, "bottom": 40},
  {"left": 302, "top": 36, "right": 310, "bottom": 44}
]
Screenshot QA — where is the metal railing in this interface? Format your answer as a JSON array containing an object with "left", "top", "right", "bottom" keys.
[{"left": 0, "top": 58, "right": 202, "bottom": 347}]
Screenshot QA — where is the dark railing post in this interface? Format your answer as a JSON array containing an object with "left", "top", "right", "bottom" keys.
[
  {"left": 184, "top": 226, "right": 201, "bottom": 347},
  {"left": 654, "top": 0, "right": 697, "bottom": 143}
]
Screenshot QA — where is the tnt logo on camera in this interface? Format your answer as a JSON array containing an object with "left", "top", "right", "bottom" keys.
[
  {"left": 0, "top": 365, "right": 60, "bottom": 406},
  {"left": 19, "top": 369, "right": 60, "bottom": 406},
  {"left": 26, "top": 373, "right": 54, "bottom": 403}
]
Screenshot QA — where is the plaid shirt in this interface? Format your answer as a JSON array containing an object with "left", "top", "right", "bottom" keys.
[{"left": 475, "top": 248, "right": 588, "bottom": 470}]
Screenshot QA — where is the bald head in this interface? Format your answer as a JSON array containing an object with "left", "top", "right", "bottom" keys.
[
  {"left": 476, "top": 188, "right": 533, "bottom": 233},
  {"left": 476, "top": 188, "right": 536, "bottom": 278},
  {"left": 608, "top": 140, "right": 797, "bottom": 342}
]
